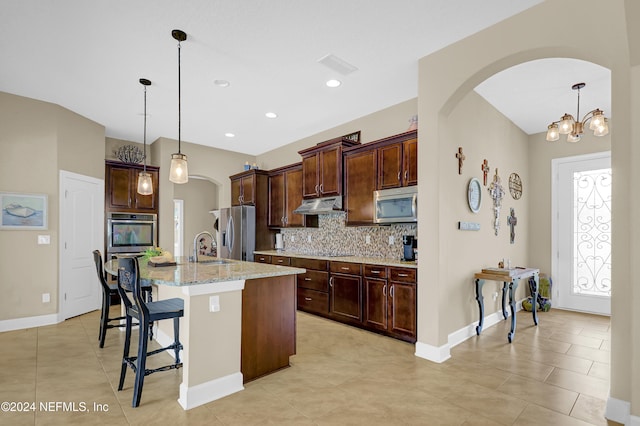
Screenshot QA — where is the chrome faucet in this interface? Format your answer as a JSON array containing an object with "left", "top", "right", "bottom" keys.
[{"left": 192, "top": 231, "right": 214, "bottom": 262}]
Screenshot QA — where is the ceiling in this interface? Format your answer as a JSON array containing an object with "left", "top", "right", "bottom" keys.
[{"left": 0, "top": 1, "right": 612, "bottom": 156}]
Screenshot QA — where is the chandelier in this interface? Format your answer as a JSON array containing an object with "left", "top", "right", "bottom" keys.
[{"left": 545, "top": 82, "right": 609, "bottom": 143}]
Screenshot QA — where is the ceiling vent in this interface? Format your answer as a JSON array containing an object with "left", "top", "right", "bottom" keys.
[{"left": 317, "top": 54, "right": 358, "bottom": 76}]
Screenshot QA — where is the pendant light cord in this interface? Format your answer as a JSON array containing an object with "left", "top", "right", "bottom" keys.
[
  {"left": 143, "top": 84, "right": 147, "bottom": 173},
  {"left": 177, "top": 40, "right": 182, "bottom": 155}
]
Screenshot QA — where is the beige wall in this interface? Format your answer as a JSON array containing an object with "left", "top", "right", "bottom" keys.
[
  {"left": 441, "top": 91, "right": 530, "bottom": 333},
  {"left": 416, "top": 0, "right": 636, "bottom": 417},
  {"left": 151, "top": 138, "right": 254, "bottom": 252},
  {"left": 257, "top": 98, "right": 417, "bottom": 170},
  {"left": 173, "top": 178, "right": 219, "bottom": 255},
  {"left": 0, "top": 91, "right": 105, "bottom": 321}
]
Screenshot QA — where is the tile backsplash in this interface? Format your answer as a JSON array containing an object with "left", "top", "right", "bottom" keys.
[{"left": 280, "top": 213, "right": 416, "bottom": 260}]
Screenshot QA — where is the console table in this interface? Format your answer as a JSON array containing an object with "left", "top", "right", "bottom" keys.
[{"left": 474, "top": 267, "right": 539, "bottom": 343}]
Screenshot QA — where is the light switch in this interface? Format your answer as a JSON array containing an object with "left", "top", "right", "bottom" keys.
[
  {"left": 38, "top": 235, "right": 51, "bottom": 244},
  {"left": 388, "top": 236, "right": 395, "bottom": 245},
  {"left": 209, "top": 295, "right": 220, "bottom": 312},
  {"left": 458, "top": 222, "right": 481, "bottom": 231},
  {"left": 365, "top": 235, "right": 371, "bottom": 244}
]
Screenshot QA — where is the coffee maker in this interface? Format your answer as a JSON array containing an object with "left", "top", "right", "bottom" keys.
[{"left": 402, "top": 235, "right": 417, "bottom": 261}]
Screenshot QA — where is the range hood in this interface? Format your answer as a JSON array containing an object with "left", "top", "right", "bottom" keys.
[{"left": 293, "top": 196, "right": 342, "bottom": 215}]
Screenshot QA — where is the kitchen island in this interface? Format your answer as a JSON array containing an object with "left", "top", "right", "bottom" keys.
[{"left": 105, "top": 257, "right": 304, "bottom": 410}]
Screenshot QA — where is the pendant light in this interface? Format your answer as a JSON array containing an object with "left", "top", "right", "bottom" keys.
[
  {"left": 137, "top": 78, "right": 154, "bottom": 195},
  {"left": 169, "top": 29, "right": 189, "bottom": 184}
]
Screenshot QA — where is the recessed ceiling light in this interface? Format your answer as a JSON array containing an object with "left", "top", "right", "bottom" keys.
[
  {"left": 214, "top": 80, "right": 230, "bottom": 87},
  {"left": 225, "top": 132, "right": 235, "bottom": 138},
  {"left": 265, "top": 112, "right": 278, "bottom": 119},
  {"left": 326, "top": 79, "right": 341, "bottom": 88}
]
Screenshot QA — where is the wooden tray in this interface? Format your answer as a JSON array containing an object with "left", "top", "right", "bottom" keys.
[{"left": 147, "top": 260, "right": 177, "bottom": 267}]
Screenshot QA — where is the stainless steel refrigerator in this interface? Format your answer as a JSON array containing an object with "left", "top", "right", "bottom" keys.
[{"left": 218, "top": 205, "right": 256, "bottom": 261}]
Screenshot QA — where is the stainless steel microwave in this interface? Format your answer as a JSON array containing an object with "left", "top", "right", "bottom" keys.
[{"left": 374, "top": 186, "right": 418, "bottom": 224}]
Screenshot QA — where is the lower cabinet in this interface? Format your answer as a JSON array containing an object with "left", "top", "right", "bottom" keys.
[
  {"left": 329, "top": 261, "right": 363, "bottom": 324},
  {"left": 364, "top": 264, "right": 417, "bottom": 342},
  {"left": 292, "top": 258, "right": 329, "bottom": 315}
]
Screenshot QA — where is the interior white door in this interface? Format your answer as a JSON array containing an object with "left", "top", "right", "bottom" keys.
[
  {"left": 60, "top": 171, "right": 104, "bottom": 319},
  {"left": 553, "top": 152, "right": 611, "bottom": 315}
]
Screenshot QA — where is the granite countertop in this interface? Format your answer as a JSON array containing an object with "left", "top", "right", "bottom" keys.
[
  {"left": 105, "top": 256, "right": 305, "bottom": 287},
  {"left": 254, "top": 250, "right": 418, "bottom": 269}
]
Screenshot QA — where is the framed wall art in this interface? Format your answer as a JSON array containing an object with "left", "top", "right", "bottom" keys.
[{"left": 0, "top": 192, "right": 48, "bottom": 230}]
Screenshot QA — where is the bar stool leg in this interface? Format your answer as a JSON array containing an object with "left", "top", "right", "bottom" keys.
[
  {"left": 99, "top": 296, "right": 109, "bottom": 348},
  {"left": 118, "top": 315, "right": 132, "bottom": 391},
  {"left": 133, "top": 317, "right": 149, "bottom": 408},
  {"left": 173, "top": 317, "right": 181, "bottom": 363}
]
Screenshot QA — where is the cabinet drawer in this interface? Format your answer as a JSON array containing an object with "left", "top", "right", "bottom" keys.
[
  {"left": 255, "top": 254, "right": 272, "bottom": 264},
  {"left": 291, "top": 257, "right": 328, "bottom": 271},
  {"left": 330, "top": 261, "right": 362, "bottom": 275},
  {"left": 297, "top": 270, "right": 329, "bottom": 292},
  {"left": 364, "top": 264, "right": 387, "bottom": 279},
  {"left": 389, "top": 267, "right": 417, "bottom": 283},
  {"left": 271, "top": 256, "right": 290, "bottom": 266},
  {"left": 297, "top": 288, "right": 329, "bottom": 315}
]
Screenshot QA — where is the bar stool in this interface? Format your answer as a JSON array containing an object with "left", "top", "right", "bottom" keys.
[
  {"left": 92, "top": 250, "right": 153, "bottom": 348},
  {"left": 116, "top": 256, "right": 184, "bottom": 407},
  {"left": 93, "top": 250, "right": 126, "bottom": 348}
]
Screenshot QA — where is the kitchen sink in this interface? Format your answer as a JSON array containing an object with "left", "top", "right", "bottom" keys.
[{"left": 197, "top": 258, "right": 232, "bottom": 265}]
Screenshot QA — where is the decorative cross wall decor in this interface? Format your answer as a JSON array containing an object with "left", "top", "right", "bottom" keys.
[
  {"left": 507, "top": 207, "right": 517, "bottom": 244},
  {"left": 488, "top": 168, "right": 505, "bottom": 236},
  {"left": 481, "top": 159, "right": 490, "bottom": 186},
  {"left": 455, "top": 147, "right": 465, "bottom": 175}
]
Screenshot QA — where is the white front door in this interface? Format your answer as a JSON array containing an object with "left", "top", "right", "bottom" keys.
[
  {"left": 553, "top": 152, "right": 611, "bottom": 315},
  {"left": 60, "top": 171, "right": 104, "bottom": 319}
]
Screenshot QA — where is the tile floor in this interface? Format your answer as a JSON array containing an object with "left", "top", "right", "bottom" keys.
[{"left": 0, "top": 308, "right": 621, "bottom": 425}]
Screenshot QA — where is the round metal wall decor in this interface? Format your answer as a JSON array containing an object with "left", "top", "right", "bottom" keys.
[{"left": 509, "top": 173, "right": 522, "bottom": 200}]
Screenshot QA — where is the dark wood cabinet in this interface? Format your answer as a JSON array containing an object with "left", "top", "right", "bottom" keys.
[
  {"left": 344, "top": 148, "right": 377, "bottom": 225},
  {"left": 299, "top": 137, "right": 360, "bottom": 199},
  {"left": 292, "top": 258, "right": 329, "bottom": 315},
  {"left": 229, "top": 169, "right": 274, "bottom": 251},
  {"left": 268, "top": 163, "right": 305, "bottom": 228},
  {"left": 377, "top": 131, "right": 418, "bottom": 189},
  {"left": 363, "top": 265, "right": 416, "bottom": 342},
  {"left": 231, "top": 170, "right": 265, "bottom": 206},
  {"left": 329, "top": 261, "right": 363, "bottom": 324},
  {"left": 105, "top": 161, "right": 159, "bottom": 213}
]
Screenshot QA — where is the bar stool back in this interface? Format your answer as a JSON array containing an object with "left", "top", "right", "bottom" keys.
[
  {"left": 92, "top": 250, "right": 125, "bottom": 348},
  {"left": 116, "top": 256, "right": 184, "bottom": 407}
]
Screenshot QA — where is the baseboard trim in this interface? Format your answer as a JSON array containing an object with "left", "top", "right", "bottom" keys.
[
  {"left": 178, "top": 372, "right": 244, "bottom": 410},
  {"left": 0, "top": 313, "right": 62, "bottom": 332},
  {"left": 606, "top": 396, "right": 631, "bottom": 424},
  {"left": 415, "top": 299, "right": 525, "bottom": 363}
]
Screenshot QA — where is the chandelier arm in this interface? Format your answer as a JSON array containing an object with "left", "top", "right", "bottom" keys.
[{"left": 580, "top": 109, "right": 604, "bottom": 124}]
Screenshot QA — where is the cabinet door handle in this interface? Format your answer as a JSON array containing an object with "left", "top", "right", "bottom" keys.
[
  {"left": 277, "top": 259, "right": 284, "bottom": 263},
  {"left": 304, "top": 277, "right": 312, "bottom": 281},
  {"left": 305, "top": 297, "right": 312, "bottom": 301},
  {"left": 383, "top": 284, "right": 387, "bottom": 296},
  {"left": 329, "top": 276, "right": 334, "bottom": 287},
  {"left": 340, "top": 267, "right": 350, "bottom": 271},
  {"left": 315, "top": 184, "right": 319, "bottom": 194},
  {"left": 371, "top": 270, "right": 381, "bottom": 274},
  {"left": 398, "top": 273, "right": 409, "bottom": 277},
  {"left": 285, "top": 216, "right": 288, "bottom": 224},
  {"left": 390, "top": 285, "right": 394, "bottom": 297},
  {"left": 398, "top": 171, "right": 401, "bottom": 182}
]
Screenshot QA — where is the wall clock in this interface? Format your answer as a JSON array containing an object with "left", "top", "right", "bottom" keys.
[
  {"left": 509, "top": 173, "right": 523, "bottom": 200},
  {"left": 467, "top": 177, "right": 482, "bottom": 213}
]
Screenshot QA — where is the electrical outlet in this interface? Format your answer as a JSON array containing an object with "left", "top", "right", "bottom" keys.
[
  {"left": 365, "top": 235, "right": 371, "bottom": 244},
  {"left": 290, "top": 236, "right": 295, "bottom": 242},
  {"left": 307, "top": 235, "right": 312, "bottom": 243},
  {"left": 388, "top": 236, "right": 395, "bottom": 245},
  {"left": 209, "top": 295, "right": 220, "bottom": 312},
  {"left": 492, "top": 292, "right": 498, "bottom": 301},
  {"left": 42, "top": 293, "right": 50, "bottom": 303},
  {"left": 37, "top": 235, "right": 51, "bottom": 244}
]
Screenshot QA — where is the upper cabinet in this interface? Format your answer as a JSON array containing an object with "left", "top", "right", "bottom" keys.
[
  {"left": 299, "top": 138, "right": 360, "bottom": 199},
  {"left": 231, "top": 169, "right": 269, "bottom": 206},
  {"left": 105, "top": 161, "right": 159, "bottom": 213},
  {"left": 268, "top": 163, "right": 305, "bottom": 228},
  {"left": 377, "top": 130, "right": 417, "bottom": 189},
  {"left": 343, "top": 148, "right": 377, "bottom": 225}
]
